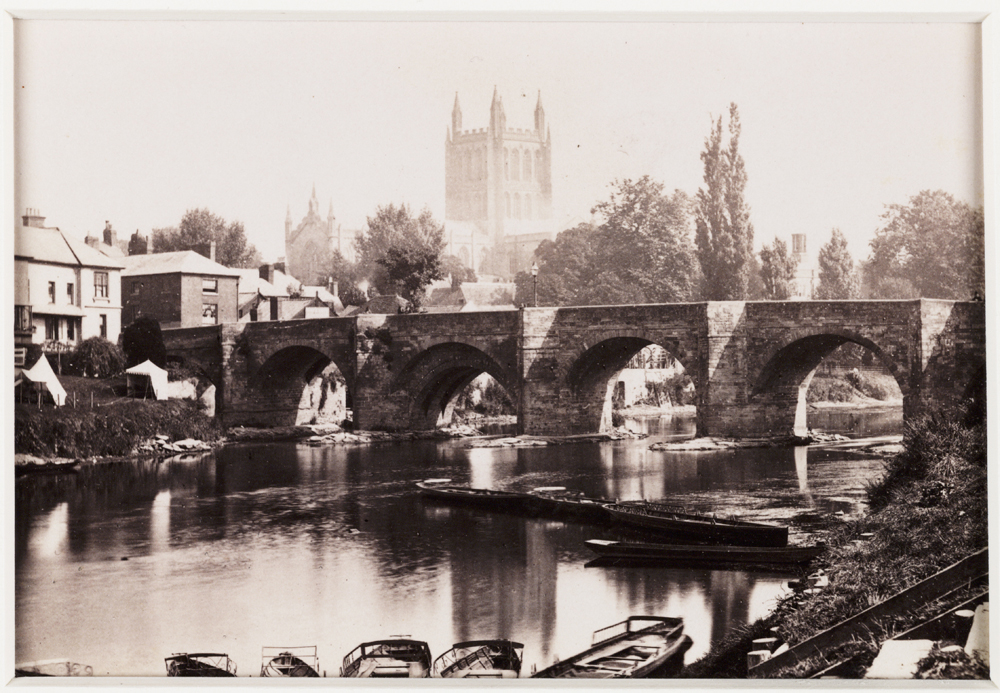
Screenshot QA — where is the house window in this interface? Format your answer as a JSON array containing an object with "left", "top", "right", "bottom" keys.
[
  {"left": 67, "top": 319, "right": 75, "bottom": 341},
  {"left": 203, "top": 278, "right": 219, "bottom": 294},
  {"left": 45, "top": 316, "right": 59, "bottom": 341},
  {"left": 95, "top": 272, "right": 109, "bottom": 299},
  {"left": 100, "top": 314, "right": 107, "bottom": 339},
  {"left": 131, "top": 281, "right": 141, "bottom": 296},
  {"left": 48, "top": 282, "right": 56, "bottom": 304},
  {"left": 67, "top": 283, "right": 74, "bottom": 304},
  {"left": 202, "top": 303, "right": 218, "bottom": 325},
  {"left": 15, "top": 305, "right": 32, "bottom": 333}
]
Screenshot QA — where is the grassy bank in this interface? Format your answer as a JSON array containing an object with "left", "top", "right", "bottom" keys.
[
  {"left": 685, "top": 402, "right": 987, "bottom": 679},
  {"left": 15, "top": 390, "right": 221, "bottom": 459}
]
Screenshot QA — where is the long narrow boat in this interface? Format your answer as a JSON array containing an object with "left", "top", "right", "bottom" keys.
[
  {"left": 525, "top": 487, "right": 613, "bottom": 523},
  {"left": 164, "top": 653, "right": 237, "bottom": 677},
  {"left": 340, "top": 638, "right": 433, "bottom": 678},
  {"left": 604, "top": 501, "right": 788, "bottom": 547},
  {"left": 260, "top": 646, "right": 320, "bottom": 677},
  {"left": 585, "top": 539, "right": 825, "bottom": 567},
  {"left": 416, "top": 479, "right": 531, "bottom": 512},
  {"left": 432, "top": 639, "right": 524, "bottom": 678},
  {"left": 531, "top": 616, "right": 691, "bottom": 679}
]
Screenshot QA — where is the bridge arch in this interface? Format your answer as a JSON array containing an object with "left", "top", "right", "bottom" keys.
[
  {"left": 749, "top": 330, "right": 908, "bottom": 437},
  {"left": 254, "top": 345, "right": 353, "bottom": 426},
  {"left": 390, "top": 342, "right": 518, "bottom": 430},
  {"left": 564, "top": 331, "right": 698, "bottom": 433}
]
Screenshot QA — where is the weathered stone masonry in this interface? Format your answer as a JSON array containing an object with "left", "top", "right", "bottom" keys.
[{"left": 162, "top": 299, "right": 986, "bottom": 438}]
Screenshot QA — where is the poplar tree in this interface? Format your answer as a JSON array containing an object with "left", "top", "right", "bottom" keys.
[
  {"left": 759, "top": 236, "right": 799, "bottom": 300},
  {"left": 816, "top": 228, "right": 859, "bottom": 299},
  {"left": 695, "top": 103, "right": 755, "bottom": 300}
]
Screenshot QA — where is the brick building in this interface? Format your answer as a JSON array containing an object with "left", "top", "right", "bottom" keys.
[{"left": 121, "top": 251, "right": 240, "bottom": 328}]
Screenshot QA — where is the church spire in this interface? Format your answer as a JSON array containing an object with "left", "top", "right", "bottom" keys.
[
  {"left": 309, "top": 184, "right": 318, "bottom": 215},
  {"left": 489, "top": 85, "right": 506, "bottom": 135},
  {"left": 534, "top": 89, "right": 545, "bottom": 133},
  {"left": 452, "top": 92, "right": 462, "bottom": 134}
]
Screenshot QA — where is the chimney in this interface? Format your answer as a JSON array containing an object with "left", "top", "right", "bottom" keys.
[
  {"left": 22, "top": 208, "right": 46, "bottom": 228},
  {"left": 194, "top": 243, "right": 215, "bottom": 261},
  {"left": 209, "top": 240, "right": 216, "bottom": 262},
  {"left": 275, "top": 257, "right": 286, "bottom": 275},
  {"left": 84, "top": 234, "right": 101, "bottom": 249},
  {"left": 128, "top": 230, "right": 148, "bottom": 256},
  {"left": 259, "top": 263, "right": 275, "bottom": 285},
  {"left": 103, "top": 221, "right": 117, "bottom": 248}
]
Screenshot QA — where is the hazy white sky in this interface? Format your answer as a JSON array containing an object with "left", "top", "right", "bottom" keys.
[{"left": 14, "top": 19, "right": 983, "bottom": 263}]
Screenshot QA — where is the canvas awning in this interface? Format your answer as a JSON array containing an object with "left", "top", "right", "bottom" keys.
[
  {"left": 20, "top": 355, "right": 66, "bottom": 406},
  {"left": 125, "top": 360, "right": 169, "bottom": 400}
]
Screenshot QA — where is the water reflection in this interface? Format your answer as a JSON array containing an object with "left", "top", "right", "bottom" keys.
[{"left": 16, "top": 413, "right": 890, "bottom": 676}]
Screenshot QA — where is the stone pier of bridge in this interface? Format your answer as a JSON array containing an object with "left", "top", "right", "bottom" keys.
[{"left": 161, "top": 299, "right": 986, "bottom": 439}]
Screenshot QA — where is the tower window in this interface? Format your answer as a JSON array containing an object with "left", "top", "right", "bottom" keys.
[
  {"left": 793, "top": 234, "right": 807, "bottom": 254},
  {"left": 512, "top": 149, "right": 520, "bottom": 181},
  {"left": 524, "top": 149, "right": 532, "bottom": 180},
  {"left": 514, "top": 193, "right": 521, "bottom": 219},
  {"left": 505, "top": 193, "right": 511, "bottom": 218},
  {"left": 504, "top": 149, "right": 509, "bottom": 180}
]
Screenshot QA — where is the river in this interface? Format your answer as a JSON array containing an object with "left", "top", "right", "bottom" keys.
[{"left": 15, "top": 409, "right": 897, "bottom": 677}]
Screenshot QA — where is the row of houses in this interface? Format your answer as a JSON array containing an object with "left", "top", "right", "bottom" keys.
[{"left": 14, "top": 209, "right": 517, "bottom": 358}]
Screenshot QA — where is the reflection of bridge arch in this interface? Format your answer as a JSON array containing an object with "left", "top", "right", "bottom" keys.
[
  {"left": 391, "top": 342, "right": 517, "bottom": 429},
  {"left": 563, "top": 330, "right": 699, "bottom": 433},
  {"left": 749, "top": 331, "right": 908, "bottom": 437}
]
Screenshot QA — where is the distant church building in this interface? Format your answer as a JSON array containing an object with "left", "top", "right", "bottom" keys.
[
  {"left": 445, "top": 88, "right": 555, "bottom": 278},
  {"left": 285, "top": 186, "right": 357, "bottom": 285}
]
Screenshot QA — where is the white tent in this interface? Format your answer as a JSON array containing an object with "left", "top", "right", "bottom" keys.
[
  {"left": 126, "top": 360, "right": 169, "bottom": 400},
  {"left": 20, "top": 354, "right": 67, "bottom": 406}
]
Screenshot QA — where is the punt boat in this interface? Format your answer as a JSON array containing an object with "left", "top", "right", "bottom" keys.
[
  {"left": 164, "top": 653, "right": 237, "bottom": 677},
  {"left": 416, "top": 479, "right": 531, "bottom": 512},
  {"left": 525, "top": 487, "right": 613, "bottom": 523},
  {"left": 531, "top": 616, "right": 691, "bottom": 679},
  {"left": 260, "top": 646, "right": 320, "bottom": 677},
  {"left": 432, "top": 639, "right": 524, "bottom": 678},
  {"left": 585, "top": 539, "right": 825, "bottom": 567},
  {"left": 604, "top": 501, "right": 788, "bottom": 547},
  {"left": 340, "top": 638, "right": 433, "bottom": 678}
]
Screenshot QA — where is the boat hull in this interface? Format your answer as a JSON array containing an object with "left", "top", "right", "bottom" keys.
[
  {"left": 341, "top": 639, "right": 433, "bottom": 678},
  {"left": 605, "top": 503, "right": 788, "bottom": 547},
  {"left": 586, "top": 540, "right": 824, "bottom": 567},
  {"left": 416, "top": 482, "right": 531, "bottom": 512}
]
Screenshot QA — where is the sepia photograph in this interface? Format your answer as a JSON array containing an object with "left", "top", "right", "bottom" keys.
[{"left": 9, "top": 8, "right": 992, "bottom": 683}]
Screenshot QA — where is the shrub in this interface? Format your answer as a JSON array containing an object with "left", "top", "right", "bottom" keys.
[
  {"left": 121, "top": 316, "right": 167, "bottom": 368},
  {"left": 68, "top": 337, "right": 126, "bottom": 378}
]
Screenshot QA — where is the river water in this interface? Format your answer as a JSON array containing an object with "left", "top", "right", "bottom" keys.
[{"left": 15, "top": 410, "right": 898, "bottom": 677}]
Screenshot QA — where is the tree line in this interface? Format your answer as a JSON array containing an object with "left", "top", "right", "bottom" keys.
[{"left": 151, "top": 103, "right": 984, "bottom": 308}]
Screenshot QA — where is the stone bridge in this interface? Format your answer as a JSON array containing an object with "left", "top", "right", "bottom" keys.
[{"left": 162, "top": 299, "right": 986, "bottom": 438}]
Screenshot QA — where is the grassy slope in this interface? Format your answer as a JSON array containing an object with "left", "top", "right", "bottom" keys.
[{"left": 684, "top": 403, "right": 987, "bottom": 679}]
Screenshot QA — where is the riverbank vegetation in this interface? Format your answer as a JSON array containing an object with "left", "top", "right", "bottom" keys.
[{"left": 684, "top": 401, "right": 987, "bottom": 679}]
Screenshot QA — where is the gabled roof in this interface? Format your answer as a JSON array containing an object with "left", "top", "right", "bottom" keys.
[
  {"left": 236, "top": 269, "right": 285, "bottom": 297},
  {"left": 122, "top": 251, "right": 242, "bottom": 277},
  {"left": 15, "top": 226, "right": 125, "bottom": 269}
]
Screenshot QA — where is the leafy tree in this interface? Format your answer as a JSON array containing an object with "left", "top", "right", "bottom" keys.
[
  {"left": 441, "top": 255, "right": 477, "bottom": 288},
  {"left": 121, "top": 316, "right": 167, "bottom": 368},
  {"left": 695, "top": 103, "right": 755, "bottom": 299},
  {"left": 759, "top": 236, "right": 800, "bottom": 300},
  {"left": 324, "top": 250, "right": 368, "bottom": 307},
  {"left": 514, "top": 179, "right": 700, "bottom": 307},
  {"left": 152, "top": 208, "right": 262, "bottom": 269},
  {"left": 356, "top": 204, "right": 445, "bottom": 307},
  {"left": 864, "top": 190, "right": 985, "bottom": 299},
  {"left": 815, "top": 228, "right": 859, "bottom": 299},
  {"left": 69, "top": 337, "right": 126, "bottom": 378}
]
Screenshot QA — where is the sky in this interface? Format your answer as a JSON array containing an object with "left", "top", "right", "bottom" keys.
[{"left": 13, "top": 19, "right": 984, "bottom": 264}]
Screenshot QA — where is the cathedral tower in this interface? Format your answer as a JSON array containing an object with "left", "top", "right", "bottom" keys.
[{"left": 445, "top": 88, "right": 553, "bottom": 277}]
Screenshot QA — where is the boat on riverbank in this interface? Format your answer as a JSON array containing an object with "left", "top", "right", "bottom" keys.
[
  {"left": 340, "top": 638, "right": 433, "bottom": 678},
  {"left": 416, "top": 479, "right": 531, "bottom": 511},
  {"left": 164, "top": 653, "right": 237, "bottom": 677},
  {"left": 585, "top": 539, "right": 825, "bottom": 567},
  {"left": 532, "top": 615, "right": 691, "bottom": 678},
  {"left": 526, "top": 487, "right": 613, "bottom": 523},
  {"left": 260, "top": 646, "right": 320, "bottom": 677},
  {"left": 604, "top": 501, "right": 788, "bottom": 547},
  {"left": 432, "top": 639, "right": 524, "bottom": 678}
]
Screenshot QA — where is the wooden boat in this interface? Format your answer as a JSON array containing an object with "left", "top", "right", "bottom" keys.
[
  {"left": 260, "top": 646, "right": 320, "bottom": 677},
  {"left": 604, "top": 501, "right": 788, "bottom": 547},
  {"left": 340, "top": 638, "right": 433, "bottom": 678},
  {"left": 432, "top": 639, "right": 524, "bottom": 678},
  {"left": 416, "top": 479, "right": 531, "bottom": 512},
  {"left": 164, "top": 653, "right": 237, "bottom": 677},
  {"left": 526, "top": 487, "right": 613, "bottom": 523},
  {"left": 585, "top": 539, "right": 825, "bottom": 567},
  {"left": 531, "top": 616, "right": 691, "bottom": 679}
]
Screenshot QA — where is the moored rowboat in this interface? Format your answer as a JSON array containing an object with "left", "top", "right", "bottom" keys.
[
  {"left": 341, "top": 638, "right": 433, "bottom": 678},
  {"left": 525, "top": 487, "right": 613, "bottom": 523},
  {"left": 604, "top": 501, "right": 788, "bottom": 547},
  {"left": 164, "top": 653, "right": 237, "bottom": 677},
  {"left": 432, "top": 639, "right": 524, "bottom": 678},
  {"left": 531, "top": 616, "right": 691, "bottom": 678},
  {"left": 260, "top": 646, "right": 320, "bottom": 677},
  {"left": 416, "top": 479, "right": 531, "bottom": 512},
  {"left": 585, "top": 539, "right": 825, "bottom": 566}
]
